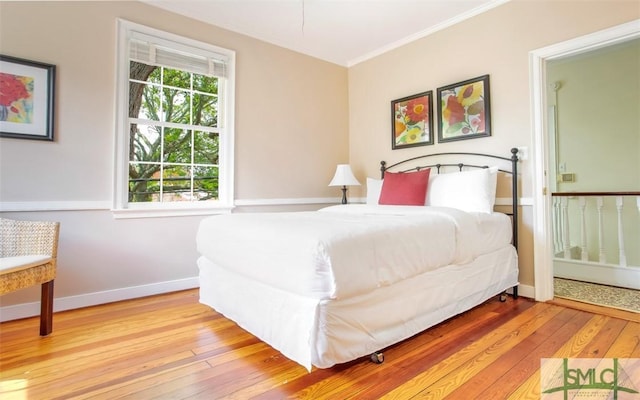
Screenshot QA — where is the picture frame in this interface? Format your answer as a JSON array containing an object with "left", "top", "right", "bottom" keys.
[
  {"left": 391, "top": 90, "right": 434, "bottom": 150},
  {"left": 0, "top": 55, "right": 55, "bottom": 141},
  {"left": 437, "top": 74, "right": 491, "bottom": 143}
]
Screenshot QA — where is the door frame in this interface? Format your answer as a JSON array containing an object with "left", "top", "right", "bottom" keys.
[{"left": 529, "top": 20, "right": 640, "bottom": 301}]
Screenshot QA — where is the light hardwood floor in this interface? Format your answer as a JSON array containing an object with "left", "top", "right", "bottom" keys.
[{"left": 1, "top": 289, "right": 638, "bottom": 399}]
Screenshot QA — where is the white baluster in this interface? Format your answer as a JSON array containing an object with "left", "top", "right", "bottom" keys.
[
  {"left": 553, "top": 197, "right": 561, "bottom": 255},
  {"left": 616, "top": 196, "right": 627, "bottom": 267},
  {"left": 596, "top": 196, "right": 606, "bottom": 263},
  {"left": 579, "top": 196, "right": 588, "bottom": 261},
  {"left": 562, "top": 197, "right": 571, "bottom": 259},
  {"left": 557, "top": 197, "right": 566, "bottom": 255}
]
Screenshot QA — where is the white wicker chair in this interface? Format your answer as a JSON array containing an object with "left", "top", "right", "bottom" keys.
[{"left": 0, "top": 218, "right": 60, "bottom": 335}]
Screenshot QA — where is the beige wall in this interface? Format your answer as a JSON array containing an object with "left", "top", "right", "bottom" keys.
[
  {"left": 0, "top": 1, "right": 348, "bottom": 310},
  {"left": 0, "top": 1, "right": 349, "bottom": 203},
  {"left": 1, "top": 0, "right": 638, "bottom": 312},
  {"left": 347, "top": 0, "right": 639, "bottom": 287}
]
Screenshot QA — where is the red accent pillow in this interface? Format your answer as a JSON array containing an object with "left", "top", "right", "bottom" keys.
[{"left": 378, "top": 169, "right": 431, "bottom": 206}]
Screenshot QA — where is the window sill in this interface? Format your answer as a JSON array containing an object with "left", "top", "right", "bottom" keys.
[{"left": 111, "top": 204, "right": 234, "bottom": 219}]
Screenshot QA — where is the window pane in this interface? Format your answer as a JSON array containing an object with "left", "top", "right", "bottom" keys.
[
  {"left": 193, "top": 74, "right": 218, "bottom": 95},
  {"left": 130, "top": 83, "right": 160, "bottom": 120},
  {"left": 162, "top": 165, "right": 191, "bottom": 201},
  {"left": 193, "top": 166, "right": 218, "bottom": 200},
  {"left": 162, "top": 67, "right": 190, "bottom": 90},
  {"left": 194, "top": 131, "right": 219, "bottom": 164},
  {"left": 163, "top": 128, "right": 191, "bottom": 163},
  {"left": 129, "top": 82, "right": 144, "bottom": 119},
  {"left": 129, "top": 162, "right": 161, "bottom": 203},
  {"left": 163, "top": 88, "right": 191, "bottom": 124},
  {"left": 130, "top": 124, "right": 161, "bottom": 162},
  {"left": 148, "top": 67, "right": 161, "bottom": 84},
  {"left": 193, "top": 93, "right": 218, "bottom": 127}
]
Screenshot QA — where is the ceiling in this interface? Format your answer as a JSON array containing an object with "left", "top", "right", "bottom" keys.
[{"left": 141, "top": 0, "right": 509, "bottom": 66}]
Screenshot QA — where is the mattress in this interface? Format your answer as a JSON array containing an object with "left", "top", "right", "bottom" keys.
[
  {"left": 198, "top": 244, "right": 518, "bottom": 370},
  {"left": 196, "top": 204, "right": 512, "bottom": 301}
]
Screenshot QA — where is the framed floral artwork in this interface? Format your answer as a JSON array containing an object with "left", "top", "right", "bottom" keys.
[
  {"left": 0, "top": 55, "right": 56, "bottom": 141},
  {"left": 437, "top": 75, "right": 491, "bottom": 143},
  {"left": 391, "top": 90, "right": 433, "bottom": 149}
]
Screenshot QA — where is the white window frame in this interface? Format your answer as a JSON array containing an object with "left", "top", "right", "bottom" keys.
[{"left": 113, "top": 19, "right": 235, "bottom": 218}]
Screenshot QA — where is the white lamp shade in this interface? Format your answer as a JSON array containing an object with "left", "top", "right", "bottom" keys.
[{"left": 329, "top": 164, "right": 361, "bottom": 186}]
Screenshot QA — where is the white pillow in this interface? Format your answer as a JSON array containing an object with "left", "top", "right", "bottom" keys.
[
  {"left": 426, "top": 167, "right": 498, "bottom": 213},
  {"left": 366, "top": 177, "right": 383, "bottom": 205}
]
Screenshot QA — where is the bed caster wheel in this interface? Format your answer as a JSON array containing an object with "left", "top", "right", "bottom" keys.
[
  {"left": 370, "top": 352, "right": 384, "bottom": 364},
  {"left": 500, "top": 293, "right": 507, "bottom": 302}
]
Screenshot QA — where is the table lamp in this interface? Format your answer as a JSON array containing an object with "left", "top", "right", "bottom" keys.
[{"left": 329, "top": 164, "right": 361, "bottom": 204}]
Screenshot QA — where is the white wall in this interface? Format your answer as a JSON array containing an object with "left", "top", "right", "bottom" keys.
[
  {"left": 549, "top": 39, "right": 640, "bottom": 193},
  {"left": 548, "top": 39, "right": 640, "bottom": 265}
]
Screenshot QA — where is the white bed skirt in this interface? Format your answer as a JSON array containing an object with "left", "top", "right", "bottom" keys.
[{"left": 198, "top": 245, "right": 518, "bottom": 371}]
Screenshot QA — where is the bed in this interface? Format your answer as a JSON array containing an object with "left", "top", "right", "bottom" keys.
[{"left": 197, "top": 149, "right": 520, "bottom": 371}]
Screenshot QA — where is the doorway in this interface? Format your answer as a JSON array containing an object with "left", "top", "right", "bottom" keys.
[{"left": 529, "top": 20, "right": 640, "bottom": 302}]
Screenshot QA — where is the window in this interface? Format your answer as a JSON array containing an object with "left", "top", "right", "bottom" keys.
[{"left": 114, "top": 20, "right": 235, "bottom": 218}]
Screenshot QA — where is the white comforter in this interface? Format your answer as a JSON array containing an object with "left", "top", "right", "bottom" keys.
[{"left": 196, "top": 204, "right": 512, "bottom": 301}]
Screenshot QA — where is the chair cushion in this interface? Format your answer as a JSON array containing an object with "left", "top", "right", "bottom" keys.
[{"left": 0, "top": 255, "right": 53, "bottom": 274}]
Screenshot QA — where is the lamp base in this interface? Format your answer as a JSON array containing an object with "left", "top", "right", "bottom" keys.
[{"left": 341, "top": 186, "right": 348, "bottom": 204}]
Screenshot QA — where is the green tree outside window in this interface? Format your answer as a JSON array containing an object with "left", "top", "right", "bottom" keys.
[{"left": 128, "top": 61, "right": 220, "bottom": 203}]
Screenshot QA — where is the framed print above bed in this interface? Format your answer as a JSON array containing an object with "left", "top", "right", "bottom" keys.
[
  {"left": 391, "top": 90, "right": 433, "bottom": 150},
  {"left": 0, "top": 55, "right": 56, "bottom": 141},
  {"left": 437, "top": 75, "right": 491, "bottom": 143}
]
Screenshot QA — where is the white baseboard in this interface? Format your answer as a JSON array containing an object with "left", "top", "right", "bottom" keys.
[
  {"left": 554, "top": 259, "right": 640, "bottom": 290},
  {"left": 0, "top": 277, "right": 199, "bottom": 323},
  {"left": 515, "top": 283, "right": 535, "bottom": 299}
]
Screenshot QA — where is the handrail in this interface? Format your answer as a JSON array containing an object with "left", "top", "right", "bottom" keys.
[{"left": 552, "top": 191, "right": 640, "bottom": 197}]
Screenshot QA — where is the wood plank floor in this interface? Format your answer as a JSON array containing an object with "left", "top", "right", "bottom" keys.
[{"left": 1, "top": 289, "right": 638, "bottom": 399}]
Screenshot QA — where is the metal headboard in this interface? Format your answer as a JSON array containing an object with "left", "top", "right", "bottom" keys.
[{"left": 380, "top": 148, "right": 520, "bottom": 250}]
